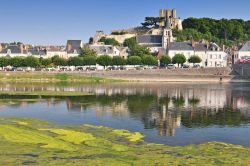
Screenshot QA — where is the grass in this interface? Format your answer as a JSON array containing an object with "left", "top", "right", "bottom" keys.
[
  {"left": 0, "top": 117, "right": 249, "bottom": 165},
  {"left": 0, "top": 90, "right": 91, "bottom": 97},
  {"left": 0, "top": 72, "right": 122, "bottom": 83}
]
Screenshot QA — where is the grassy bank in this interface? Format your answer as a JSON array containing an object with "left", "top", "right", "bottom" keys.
[
  {"left": 0, "top": 117, "right": 249, "bottom": 165},
  {"left": 0, "top": 90, "right": 91, "bottom": 97},
  {"left": 0, "top": 72, "right": 121, "bottom": 83}
]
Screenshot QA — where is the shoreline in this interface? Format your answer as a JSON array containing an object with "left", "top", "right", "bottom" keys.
[{"left": 0, "top": 70, "right": 249, "bottom": 83}]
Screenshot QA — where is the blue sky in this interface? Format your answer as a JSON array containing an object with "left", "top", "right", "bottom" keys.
[{"left": 1, "top": 0, "right": 250, "bottom": 45}]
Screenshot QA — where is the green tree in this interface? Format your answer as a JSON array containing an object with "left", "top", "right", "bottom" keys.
[
  {"left": 0, "top": 57, "right": 10, "bottom": 67},
  {"left": 127, "top": 56, "right": 142, "bottom": 65},
  {"left": 123, "top": 37, "right": 137, "bottom": 50},
  {"left": 97, "top": 55, "right": 112, "bottom": 68},
  {"left": 10, "top": 57, "right": 25, "bottom": 67},
  {"left": 141, "top": 17, "right": 164, "bottom": 28},
  {"left": 82, "top": 56, "right": 96, "bottom": 66},
  {"left": 40, "top": 58, "right": 52, "bottom": 67},
  {"left": 24, "top": 56, "right": 40, "bottom": 68},
  {"left": 130, "top": 45, "right": 151, "bottom": 57},
  {"left": 172, "top": 54, "right": 186, "bottom": 67},
  {"left": 142, "top": 55, "right": 158, "bottom": 66},
  {"left": 68, "top": 57, "right": 83, "bottom": 66},
  {"left": 52, "top": 56, "right": 67, "bottom": 66},
  {"left": 112, "top": 56, "right": 126, "bottom": 66},
  {"left": 79, "top": 47, "right": 97, "bottom": 57},
  {"left": 88, "top": 37, "right": 94, "bottom": 44},
  {"left": 99, "top": 37, "right": 119, "bottom": 46},
  {"left": 188, "top": 55, "right": 202, "bottom": 65},
  {"left": 160, "top": 55, "right": 172, "bottom": 66}
]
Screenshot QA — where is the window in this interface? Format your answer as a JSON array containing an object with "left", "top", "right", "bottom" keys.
[
  {"left": 210, "top": 54, "right": 212, "bottom": 59},
  {"left": 219, "top": 55, "right": 222, "bottom": 59}
]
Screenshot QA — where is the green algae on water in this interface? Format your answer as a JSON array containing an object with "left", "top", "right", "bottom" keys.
[{"left": 0, "top": 117, "right": 249, "bottom": 166}]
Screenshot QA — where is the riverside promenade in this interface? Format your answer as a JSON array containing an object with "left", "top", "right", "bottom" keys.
[{"left": 79, "top": 67, "right": 235, "bottom": 82}]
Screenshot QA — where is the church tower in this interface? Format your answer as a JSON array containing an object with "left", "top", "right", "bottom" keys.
[{"left": 162, "top": 29, "right": 174, "bottom": 49}]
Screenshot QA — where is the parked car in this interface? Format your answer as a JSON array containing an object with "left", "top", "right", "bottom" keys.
[
  {"left": 167, "top": 64, "right": 175, "bottom": 69},
  {"left": 182, "top": 64, "right": 190, "bottom": 69},
  {"left": 193, "top": 64, "right": 201, "bottom": 68}
]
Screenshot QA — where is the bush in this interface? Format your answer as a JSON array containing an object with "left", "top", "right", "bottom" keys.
[
  {"left": 0, "top": 57, "right": 10, "bottom": 67},
  {"left": 127, "top": 56, "right": 142, "bottom": 65},
  {"left": 24, "top": 56, "right": 40, "bottom": 68},
  {"left": 40, "top": 58, "right": 52, "bottom": 67},
  {"left": 188, "top": 55, "right": 202, "bottom": 65},
  {"left": 160, "top": 55, "right": 172, "bottom": 66},
  {"left": 82, "top": 56, "right": 96, "bottom": 66},
  {"left": 99, "top": 37, "right": 119, "bottom": 46},
  {"left": 97, "top": 55, "right": 112, "bottom": 68},
  {"left": 112, "top": 56, "right": 126, "bottom": 66},
  {"left": 9, "top": 57, "right": 25, "bottom": 67},
  {"left": 142, "top": 55, "right": 158, "bottom": 66},
  {"left": 68, "top": 57, "right": 83, "bottom": 66},
  {"left": 52, "top": 56, "right": 67, "bottom": 66}
]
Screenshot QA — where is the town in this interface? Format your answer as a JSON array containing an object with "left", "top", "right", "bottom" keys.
[{"left": 0, "top": 8, "right": 249, "bottom": 72}]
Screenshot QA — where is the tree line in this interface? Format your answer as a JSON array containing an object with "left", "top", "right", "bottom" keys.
[
  {"left": 175, "top": 18, "right": 250, "bottom": 46},
  {"left": 140, "top": 16, "right": 250, "bottom": 46},
  {"left": 0, "top": 52, "right": 201, "bottom": 69}
]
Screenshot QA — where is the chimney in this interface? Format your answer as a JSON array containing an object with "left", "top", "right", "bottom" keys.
[
  {"left": 67, "top": 43, "right": 72, "bottom": 52},
  {"left": 222, "top": 45, "right": 225, "bottom": 52},
  {"left": 20, "top": 44, "right": 24, "bottom": 54},
  {"left": 191, "top": 40, "right": 196, "bottom": 48}
]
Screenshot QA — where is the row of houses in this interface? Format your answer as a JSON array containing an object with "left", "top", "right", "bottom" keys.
[{"left": 0, "top": 40, "right": 129, "bottom": 59}]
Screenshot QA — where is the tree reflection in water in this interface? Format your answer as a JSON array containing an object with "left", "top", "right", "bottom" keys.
[{"left": 0, "top": 83, "right": 250, "bottom": 138}]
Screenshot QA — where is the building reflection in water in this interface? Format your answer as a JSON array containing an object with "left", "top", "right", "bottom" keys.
[{"left": 0, "top": 83, "right": 250, "bottom": 137}]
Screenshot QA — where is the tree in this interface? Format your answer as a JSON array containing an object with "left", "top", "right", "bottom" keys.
[
  {"left": 188, "top": 55, "right": 202, "bottom": 65},
  {"left": 24, "top": 56, "right": 40, "bottom": 68},
  {"left": 97, "top": 55, "right": 112, "bottom": 68},
  {"left": 123, "top": 37, "right": 137, "bottom": 50},
  {"left": 141, "top": 17, "right": 164, "bottom": 29},
  {"left": 0, "top": 57, "right": 10, "bottom": 67},
  {"left": 127, "top": 56, "right": 142, "bottom": 65},
  {"left": 10, "top": 57, "right": 25, "bottom": 67},
  {"left": 79, "top": 47, "right": 97, "bottom": 57},
  {"left": 160, "top": 55, "right": 172, "bottom": 66},
  {"left": 89, "top": 37, "right": 94, "bottom": 44},
  {"left": 111, "top": 31, "right": 128, "bottom": 35},
  {"left": 40, "top": 58, "right": 52, "bottom": 67},
  {"left": 67, "top": 57, "right": 83, "bottom": 66},
  {"left": 172, "top": 54, "right": 186, "bottom": 67},
  {"left": 112, "top": 56, "right": 126, "bottom": 66},
  {"left": 99, "top": 37, "right": 119, "bottom": 46},
  {"left": 52, "top": 56, "right": 67, "bottom": 66},
  {"left": 130, "top": 45, "right": 151, "bottom": 57},
  {"left": 142, "top": 55, "right": 158, "bottom": 66},
  {"left": 82, "top": 56, "right": 96, "bottom": 66}
]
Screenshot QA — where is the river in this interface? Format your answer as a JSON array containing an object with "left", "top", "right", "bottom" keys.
[{"left": 0, "top": 82, "right": 249, "bottom": 146}]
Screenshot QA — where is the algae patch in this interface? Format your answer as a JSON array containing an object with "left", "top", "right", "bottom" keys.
[{"left": 0, "top": 118, "right": 249, "bottom": 166}]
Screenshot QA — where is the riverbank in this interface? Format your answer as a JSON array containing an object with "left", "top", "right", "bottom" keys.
[
  {"left": 0, "top": 117, "right": 249, "bottom": 165},
  {"left": 0, "top": 67, "right": 249, "bottom": 83},
  {"left": 0, "top": 72, "right": 121, "bottom": 83}
]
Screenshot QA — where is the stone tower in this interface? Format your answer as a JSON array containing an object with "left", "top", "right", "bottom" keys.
[
  {"left": 93, "top": 31, "right": 106, "bottom": 44},
  {"left": 159, "top": 9, "right": 183, "bottom": 30}
]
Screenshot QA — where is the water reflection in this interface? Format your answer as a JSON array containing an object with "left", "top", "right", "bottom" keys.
[{"left": 0, "top": 83, "right": 250, "bottom": 138}]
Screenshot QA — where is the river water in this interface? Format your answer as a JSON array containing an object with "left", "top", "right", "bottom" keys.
[{"left": 0, "top": 83, "right": 250, "bottom": 146}]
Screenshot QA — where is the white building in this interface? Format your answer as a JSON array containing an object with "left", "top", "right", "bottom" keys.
[
  {"left": 234, "top": 41, "right": 250, "bottom": 63},
  {"left": 89, "top": 44, "right": 129, "bottom": 59},
  {"left": 168, "top": 42, "right": 228, "bottom": 67}
]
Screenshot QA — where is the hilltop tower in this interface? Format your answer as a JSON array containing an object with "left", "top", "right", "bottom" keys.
[{"left": 159, "top": 9, "right": 183, "bottom": 30}]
